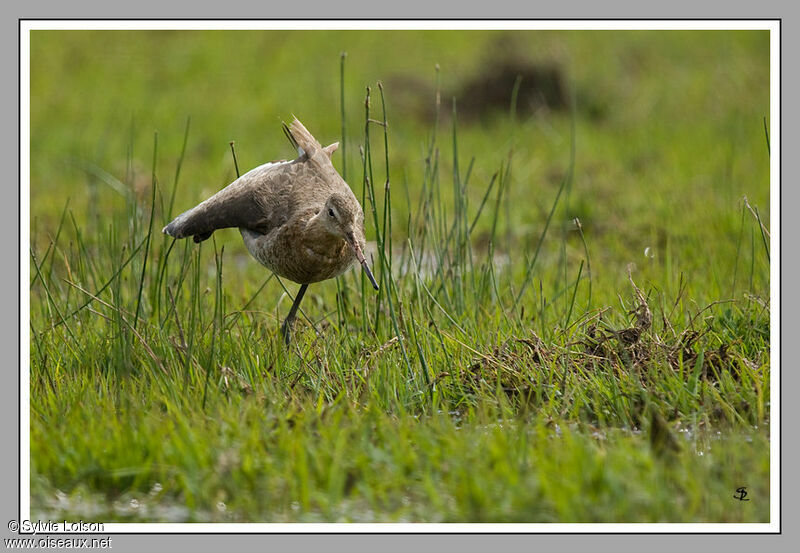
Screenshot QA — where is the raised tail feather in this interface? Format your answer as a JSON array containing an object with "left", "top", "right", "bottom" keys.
[{"left": 285, "top": 117, "right": 322, "bottom": 158}]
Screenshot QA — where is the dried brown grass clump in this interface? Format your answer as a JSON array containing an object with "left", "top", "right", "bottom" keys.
[{"left": 453, "top": 269, "right": 750, "bottom": 399}]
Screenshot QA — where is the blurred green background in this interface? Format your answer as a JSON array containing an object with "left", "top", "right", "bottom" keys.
[{"left": 30, "top": 29, "right": 770, "bottom": 303}]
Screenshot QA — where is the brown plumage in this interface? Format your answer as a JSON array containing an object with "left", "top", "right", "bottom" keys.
[{"left": 162, "top": 118, "right": 378, "bottom": 344}]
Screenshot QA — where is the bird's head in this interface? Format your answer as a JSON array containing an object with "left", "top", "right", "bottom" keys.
[{"left": 322, "top": 193, "right": 378, "bottom": 290}]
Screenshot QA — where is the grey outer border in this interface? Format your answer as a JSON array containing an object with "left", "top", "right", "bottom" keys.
[{"left": 5, "top": 1, "right": 796, "bottom": 552}]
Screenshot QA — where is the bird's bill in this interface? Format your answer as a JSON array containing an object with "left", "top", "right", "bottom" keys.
[{"left": 351, "top": 241, "right": 379, "bottom": 291}]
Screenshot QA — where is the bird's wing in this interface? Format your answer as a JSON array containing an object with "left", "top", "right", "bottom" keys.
[
  {"left": 162, "top": 160, "right": 297, "bottom": 242},
  {"left": 163, "top": 118, "right": 341, "bottom": 243}
]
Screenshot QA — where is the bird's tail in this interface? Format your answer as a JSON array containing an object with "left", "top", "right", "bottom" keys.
[{"left": 284, "top": 117, "right": 322, "bottom": 158}]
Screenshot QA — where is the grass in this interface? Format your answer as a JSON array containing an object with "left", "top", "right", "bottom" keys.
[{"left": 28, "top": 29, "right": 770, "bottom": 523}]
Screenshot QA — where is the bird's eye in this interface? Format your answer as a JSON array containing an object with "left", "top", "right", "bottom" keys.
[{"left": 328, "top": 208, "right": 335, "bottom": 218}]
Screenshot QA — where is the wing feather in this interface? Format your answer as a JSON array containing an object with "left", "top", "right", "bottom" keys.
[{"left": 162, "top": 161, "right": 293, "bottom": 241}]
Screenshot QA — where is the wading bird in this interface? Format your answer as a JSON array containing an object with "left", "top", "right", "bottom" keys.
[{"left": 162, "top": 118, "right": 378, "bottom": 345}]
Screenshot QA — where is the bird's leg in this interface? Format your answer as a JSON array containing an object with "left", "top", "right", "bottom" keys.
[{"left": 280, "top": 284, "right": 309, "bottom": 346}]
